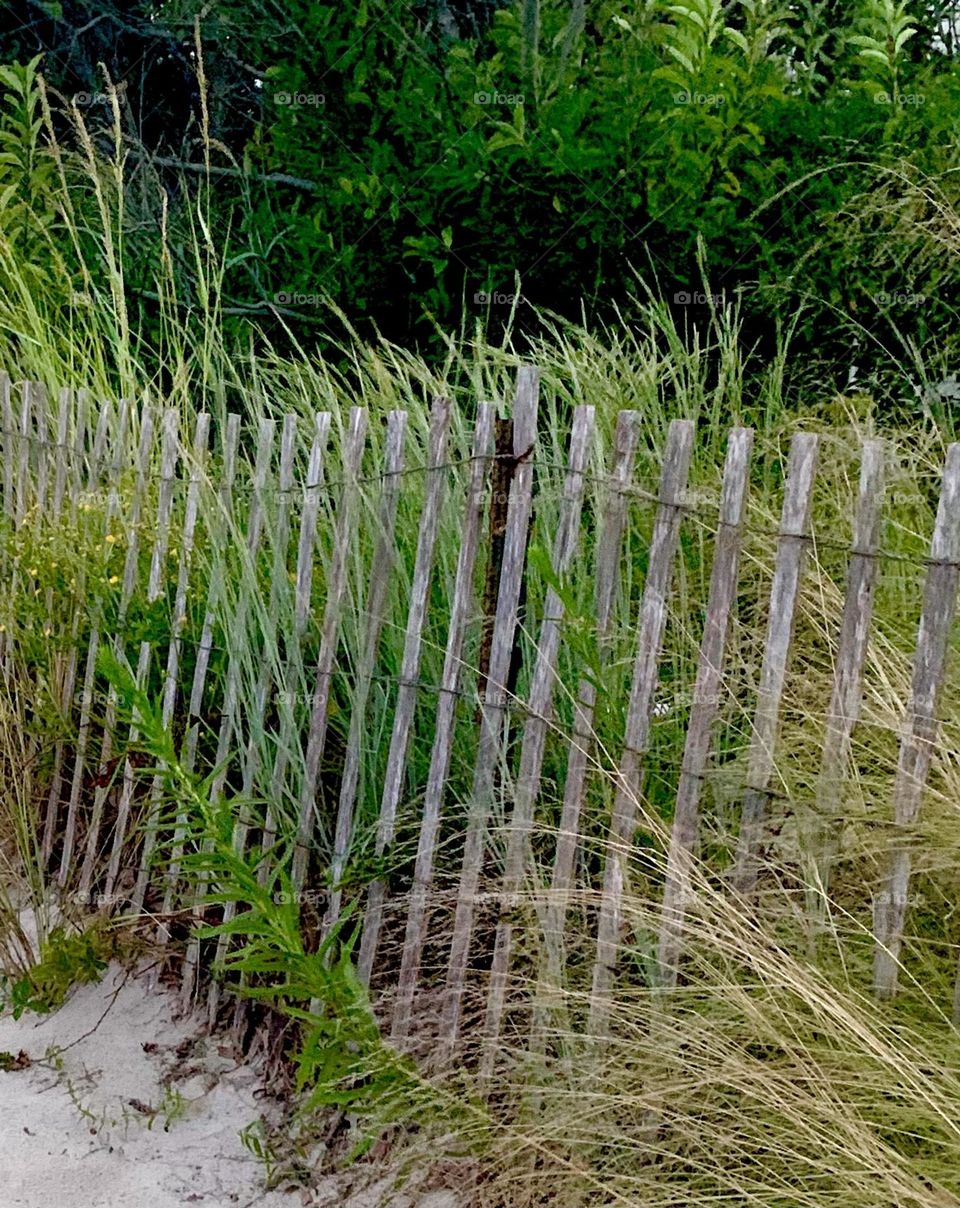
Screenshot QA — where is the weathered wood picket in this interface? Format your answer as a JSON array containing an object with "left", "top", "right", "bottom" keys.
[{"left": 2, "top": 365, "right": 960, "bottom": 1066}]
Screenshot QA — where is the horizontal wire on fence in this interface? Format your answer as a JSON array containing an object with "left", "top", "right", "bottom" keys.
[
  {"left": 54, "top": 653, "right": 960, "bottom": 740},
  {"left": 1, "top": 428, "right": 945, "bottom": 572}
]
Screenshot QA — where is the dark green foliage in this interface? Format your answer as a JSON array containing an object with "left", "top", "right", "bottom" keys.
[{"left": 5, "top": 1, "right": 958, "bottom": 382}]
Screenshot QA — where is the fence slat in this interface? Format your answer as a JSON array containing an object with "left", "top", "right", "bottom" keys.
[
  {"left": 51, "top": 388, "right": 71, "bottom": 518},
  {"left": 438, "top": 365, "right": 540, "bottom": 1058},
  {"left": 531, "top": 409, "right": 640, "bottom": 1045},
  {"left": 391, "top": 402, "right": 496, "bottom": 1043},
  {"left": 103, "top": 641, "right": 152, "bottom": 902},
  {"left": 219, "top": 417, "right": 298, "bottom": 1029},
  {"left": 2, "top": 372, "right": 13, "bottom": 521},
  {"left": 657, "top": 427, "right": 753, "bottom": 987},
  {"left": 61, "top": 407, "right": 157, "bottom": 887},
  {"left": 249, "top": 412, "right": 300, "bottom": 871},
  {"left": 43, "top": 399, "right": 112, "bottom": 867},
  {"left": 99, "top": 406, "right": 159, "bottom": 897},
  {"left": 261, "top": 413, "right": 333, "bottom": 874},
  {"left": 358, "top": 396, "right": 452, "bottom": 984},
  {"left": 588, "top": 418, "right": 695, "bottom": 1036},
  {"left": 181, "top": 417, "right": 276, "bottom": 1007},
  {"left": 131, "top": 413, "right": 210, "bottom": 920},
  {"left": 182, "top": 414, "right": 242, "bottom": 776},
  {"left": 291, "top": 407, "right": 369, "bottom": 890},
  {"left": 34, "top": 385, "right": 51, "bottom": 520},
  {"left": 875, "top": 442, "right": 960, "bottom": 1000},
  {"left": 0, "top": 382, "right": 35, "bottom": 671},
  {"left": 162, "top": 414, "right": 241, "bottom": 920},
  {"left": 14, "top": 381, "right": 33, "bottom": 528},
  {"left": 103, "top": 411, "right": 181, "bottom": 903},
  {"left": 732, "top": 432, "right": 819, "bottom": 893},
  {"left": 326, "top": 410, "right": 407, "bottom": 930},
  {"left": 83, "top": 407, "right": 168, "bottom": 899},
  {"left": 41, "top": 391, "right": 73, "bottom": 836},
  {"left": 208, "top": 414, "right": 298, "bottom": 1025},
  {"left": 810, "top": 440, "right": 885, "bottom": 914},
  {"left": 295, "top": 413, "right": 333, "bottom": 633},
  {"left": 480, "top": 403, "right": 595, "bottom": 1075}
]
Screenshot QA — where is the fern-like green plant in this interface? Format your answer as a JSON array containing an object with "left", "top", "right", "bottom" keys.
[{"left": 97, "top": 646, "right": 431, "bottom": 1137}]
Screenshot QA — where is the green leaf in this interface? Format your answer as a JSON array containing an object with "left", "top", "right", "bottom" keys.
[
  {"left": 724, "top": 27, "right": 750, "bottom": 54},
  {"left": 665, "top": 46, "right": 697, "bottom": 75}
]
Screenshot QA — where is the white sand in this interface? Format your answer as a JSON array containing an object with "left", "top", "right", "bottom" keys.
[
  {"left": 0, "top": 961, "right": 305, "bottom": 1206},
  {"left": 0, "top": 963, "right": 458, "bottom": 1208}
]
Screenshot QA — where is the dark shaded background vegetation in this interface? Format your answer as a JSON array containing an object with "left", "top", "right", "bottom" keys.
[{"left": 2, "top": 1, "right": 959, "bottom": 400}]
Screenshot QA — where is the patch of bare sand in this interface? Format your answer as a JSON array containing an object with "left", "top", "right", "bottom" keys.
[{"left": 0, "top": 962, "right": 459, "bottom": 1208}]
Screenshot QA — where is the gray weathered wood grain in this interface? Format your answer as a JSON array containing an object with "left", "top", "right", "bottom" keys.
[
  {"left": 732, "top": 432, "right": 819, "bottom": 894},
  {"left": 162, "top": 414, "right": 241, "bottom": 920},
  {"left": 134, "top": 413, "right": 210, "bottom": 919},
  {"left": 811, "top": 440, "right": 885, "bottom": 911},
  {"left": 438, "top": 365, "right": 540, "bottom": 1059},
  {"left": 180, "top": 416, "right": 276, "bottom": 1005},
  {"left": 291, "top": 408, "right": 369, "bottom": 890},
  {"left": 532, "top": 409, "right": 640, "bottom": 1044},
  {"left": 295, "top": 413, "right": 333, "bottom": 633},
  {"left": 480, "top": 403, "right": 595, "bottom": 1077},
  {"left": 657, "top": 427, "right": 753, "bottom": 986},
  {"left": 326, "top": 410, "right": 408, "bottom": 927},
  {"left": 588, "top": 418, "right": 694, "bottom": 1036},
  {"left": 1, "top": 372, "right": 13, "bottom": 521},
  {"left": 207, "top": 413, "right": 300, "bottom": 1023},
  {"left": 61, "top": 407, "right": 158, "bottom": 887},
  {"left": 103, "top": 411, "right": 181, "bottom": 903},
  {"left": 261, "top": 413, "right": 333, "bottom": 876},
  {"left": 875, "top": 442, "right": 960, "bottom": 999},
  {"left": 390, "top": 402, "right": 496, "bottom": 1043},
  {"left": 358, "top": 396, "right": 452, "bottom": 984}
]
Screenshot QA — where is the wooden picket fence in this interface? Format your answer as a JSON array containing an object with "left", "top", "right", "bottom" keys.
[{"left": 2, "top": 365, "right": 960, "bottom": 1066}]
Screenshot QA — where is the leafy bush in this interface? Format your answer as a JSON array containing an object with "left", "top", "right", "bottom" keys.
[{"left": 3, "top": 2, "right": 958, "bottom": 381}]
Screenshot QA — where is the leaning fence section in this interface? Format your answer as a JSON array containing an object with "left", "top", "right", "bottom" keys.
[{"left": 2, "top": 366, "right": 960, "bottom": 1067}]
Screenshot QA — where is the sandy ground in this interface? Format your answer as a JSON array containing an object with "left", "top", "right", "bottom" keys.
[{"left": 0, "top": 962, "right": 457, "bottom": 1208}]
